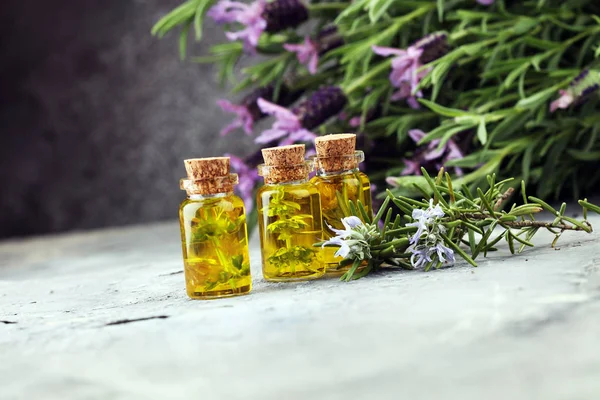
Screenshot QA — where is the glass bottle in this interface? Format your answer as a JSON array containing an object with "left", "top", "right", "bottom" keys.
[
  {"left": 179, "top": 157, "right": 252, "bottom": 299},
  {"left": 256, "top": 144, "right": 325, "bottom": 281},
  {"left": 309, "top": 134, "right": 373, "bottom": 276}
]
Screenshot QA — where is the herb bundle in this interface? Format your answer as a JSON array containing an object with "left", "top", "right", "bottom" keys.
[
  {"left": 152, "top": 0, "right": 600, "bottom": 210},
  {"left": 320, "top": 168, "right": 597, "bottom": 280}
]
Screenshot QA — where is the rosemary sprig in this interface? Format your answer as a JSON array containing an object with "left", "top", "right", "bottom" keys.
[{"left": 320, "top": 168, "right": 597, "bottom": 281}]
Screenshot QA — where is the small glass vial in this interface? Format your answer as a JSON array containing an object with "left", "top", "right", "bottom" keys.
[
  {"left": 179, "top": 157, "right": 252, "bottom": 299},
  {"left": 310, "top": 134, "right": 373, "bottom": 276},
  {"left": 256, "top": 145, "right": 325, "bottom": 281}
]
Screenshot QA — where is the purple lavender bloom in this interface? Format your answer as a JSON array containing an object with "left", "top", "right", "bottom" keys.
[
  {"left": 217, "top": 85, "right": 302, "bottom": 136},
  {"left": 293, "top": 86, "right": 347, "bottom": 129},
  {"left": 227, "top": 153, "right": 261, "bottom": 212},
  {"left": 256, "top": 86, "right": 347, "bottom": 145},
  {"left": 404, "top": 129, "right": 464, "bottom": 176},
  {"left": 372, "top": 33, "right": 449, "bottom": 109},
  {"left": 477, "top": 0, "right": 495, "bottom": 5},
  {"left": 208, "top": 0, "right": 267, "bottom": 52},
  {"left": 209, "top": 0, "right": 308, "bottom": 53},
  {"left": 254, "top": 98, "right": 316, "bottom": 145},
  {"left": 217, "top": 100, "right": 255, "bottom": 136},
  {"left": 284, "top": 36, "right": 319, "bottom": 74},
  {"left": 372, "top": 45, "right": 427, "bottom": 109},
  {"left": 284, "top": 26, "right": 342, "bottom": 75}
]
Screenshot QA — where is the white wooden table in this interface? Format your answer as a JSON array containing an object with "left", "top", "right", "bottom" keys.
[{"left": 1, "top": 215, "right": 600, "bottom": 399}]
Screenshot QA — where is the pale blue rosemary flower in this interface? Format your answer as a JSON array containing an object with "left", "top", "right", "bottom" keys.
[
  {"left": 407, "top": 200, "right": 455, "bottom": 268},
  {"left": 322, "top": 216, "right": 380, "bottom": 261},
  {"left": 406, "top": 199, "right": 445, "bottom": 244}
]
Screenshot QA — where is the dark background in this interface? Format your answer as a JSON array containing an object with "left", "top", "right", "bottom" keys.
[{"left": 0, "top": 0, "right": 257, "bottom": 239}]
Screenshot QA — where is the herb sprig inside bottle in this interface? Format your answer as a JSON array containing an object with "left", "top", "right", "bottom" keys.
[
  {"left": 256, "top": 144, "right": 325, "bottom": 281},
  {"left": 179, "top": 157, "right": 252, "bottom": 299}
]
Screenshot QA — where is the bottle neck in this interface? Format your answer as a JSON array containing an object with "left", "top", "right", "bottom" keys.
[
  {"left": 316, "top": 167, "right": 360, "bottom": 177},
  {"left": 264, "top": 177, "right": 309, "bottom": 186},
  {"left": 188, "top": 191, "right": 233, "bottom": 200}
]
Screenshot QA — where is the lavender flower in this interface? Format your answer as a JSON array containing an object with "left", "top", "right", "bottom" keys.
[
  {"left": 371, "top": 45, "right": 425, "bottom": 109},
  {"left": 208, "top": 0, "right": 308, "bottom": 52},
  {"left": 477, "top": 0, "right": 495, "bottom": 5},
  {"left": 284, "top": 37, "right": 319, "bottom": 74},
  {"left": 322, "top": 216, "right": 379, "bottom": 260},
  {"left": 549, "top": 90, "right": 575, "bottom": 112},
  {"left": 292, "top": 86, "right": 347, "bottom": 130},
  {"left": 227, "top": 153, "right": 261, "bottom": 212},
  {"left": 385, "top": 129, "right": 464, "bottom": 181},
  {"left": 284, "top": 27, "right": 343, "bottom": 75},
  {"left": 217, "top": 100, "right": 255, "bottom": 136},
  {"left": 256, "top": 86, "right": 347, "bottom": 145},
  {"left": 217, "top": 85, "right": 300, "bottom": 136},
  {"left": 208, "top": 0, "right": 267, "bottom": 52},
  {"left": 406, "top": 200, "right": 455, "bottom": 269},
  {"left": 372, "top": 33, "right": 448, "bottom": 109},
  {"left": 254, "top": 98, "right": 316, "bottom": 145},
  {"left": 550, "top": 70, "right": 600, "bottom": 112}
]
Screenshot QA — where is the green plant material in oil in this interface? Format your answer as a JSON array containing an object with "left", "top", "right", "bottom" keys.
[{"left": 257, "top": 184, "right": 325, "bottom": 281}]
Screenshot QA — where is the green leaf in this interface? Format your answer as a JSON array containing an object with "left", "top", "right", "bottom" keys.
[
  {"left": 421, "top": 168, "right": 449, "bottom": 208},
  {"left": 419, "top": 99, "right": 470, "bottom": 117},
  {"left": 179, "top": 21, "right": 192, "bottom": 60},
  {"left": 477, "top": 187, "right": 496, "bottom": 216},
  {"left": 503, "top": 62, "right": 530, "bottom": 90},
  {"left": 368, "top": 0, "right": 395, "bottom": 23},
  {"left": 528, "top": 196, "right": 558, "bottom": 215},
  {"left": 358, "top": 200, "right": 373, "bottom": 223},
  {"left": 515, "top": 85, "right": 561, "bottom": 110},
  {"left": 579, "top": 200, "right": 600, "bottom": 215},
  {"left": 374, "top": 196, "right": 391, "bottom": 223},
  {"left": 522, "top": 144, "right": 534, "bottom": 183},
  {"left": 387, "top": 176, "right": 431, "bottom": 196},
  {"left": 506, "top": 231, "right": 515, "bottom": 254},
  {"left": 477, "top": 118, "right": 487, "bottom": 145},
  {"left": 193, "top": 0, "right": 216, "bottom": 41},
  {"left": 567, "top": 149, "right": 600, "bottom": 161},
  {"left": 342, "top": 259, "right": 364, "bottom": 282}
]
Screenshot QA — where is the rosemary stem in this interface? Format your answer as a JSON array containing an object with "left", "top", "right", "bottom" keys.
[{"left": 457, "top": 213, "right": 587, "bottom": 231}]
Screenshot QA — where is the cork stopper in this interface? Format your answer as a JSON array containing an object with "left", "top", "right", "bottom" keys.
[
  {"left": 314, "top": 133, "right": 360, "bottom": 172},
  {"left": 184, "top": 157, "right": 229, "bottom": 180},
  {"left": 258, "top": 145, "right": 312, "bottom": 184},
  {"left": 180, "top": 157, "right": 237, "bottom": 195}
]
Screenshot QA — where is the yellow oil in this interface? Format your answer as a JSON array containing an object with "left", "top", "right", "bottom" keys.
[
  {"left": 179, "top": 194, "right": 252, "bottom": 299},
  {"left": 310, "top": 170, "right": 372, "bottom": 275},
  {"left": 257, "top": 182, "right": 325, "bottom": 281}
]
